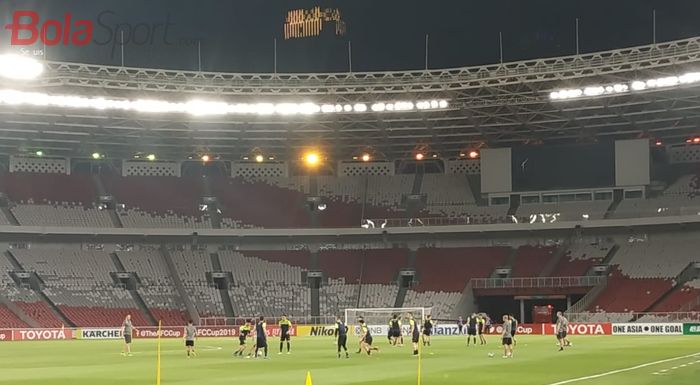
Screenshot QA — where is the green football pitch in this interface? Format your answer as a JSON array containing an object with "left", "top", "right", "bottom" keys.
[{"left": 0, "top": 336, "right": 698, "bottom": 385}]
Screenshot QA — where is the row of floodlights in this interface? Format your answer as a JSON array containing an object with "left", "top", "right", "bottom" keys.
[
  {"left": 550, "top": 72, "right": 700, "bottom": 100},
  {"left": 0, "top": 89, "right": 448, "bottom": 116}
]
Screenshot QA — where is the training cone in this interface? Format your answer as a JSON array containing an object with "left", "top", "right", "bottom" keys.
[{"left": 305, "top": 371, "right": 313, "bottom": 385}]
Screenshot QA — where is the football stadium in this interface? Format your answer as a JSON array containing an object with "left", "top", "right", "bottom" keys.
[{"left": 0, "top": 1, "right": 699, "bottom": 384}]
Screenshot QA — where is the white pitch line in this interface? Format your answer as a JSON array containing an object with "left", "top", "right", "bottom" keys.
[{"left": 545, "top": 352, "right": 700, "bottom": 385}]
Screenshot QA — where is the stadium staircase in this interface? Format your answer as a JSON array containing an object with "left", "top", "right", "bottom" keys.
[
  {"left": 308, "top": 175, "right": 320, "bottom": 228},
  {"left": 209, "top": 252, "right": 235, "bottom": 317},
  {"left": 160, "top": 246, "right": 199, "bottom": 323},
  {"left": 452, "top": 280, "right": 477, "bottom": 319},
  {"left": 411, "top": 168, "right": 423, "bottom": 195},
  {"left": 506, "top": 196, "right": 519, "bottom": 217},
  {"left": 355, "top": 252, "right": 366, "bottom": 308},
  {"left": 600, "top": 244, "right": 620, "bottom": 265},
  {"left": 393, "top": 248, "right": 416, "bottom": 308},
  {"left": 603, "top": 190, "right": 624, "bottom": 219},
  {"left": 5, "top": 250, "right": 75, "bottom": 327},
  {"left": 565, "top": 276, "right": 609, "bottom": 314},
  {"left": 309, "top": 250, "right": 320, "bottom": 321},
  {"left": 110, "top": 252, "right": 157, "bottom": 325},
  {"left": 0, "top": 206, "right": 19, "bottom": 225},
  {"left": 94, "top": 175, "right": 122, "bottom": 228},
  {"left": 495, "top": 247, "right": 518, "bottom": 277},
  {"left": 466, "top": 175, "right": 486, "bottom": 206},
  {"left": 639, "top": 261, "right": 700, "bottom": 316}
]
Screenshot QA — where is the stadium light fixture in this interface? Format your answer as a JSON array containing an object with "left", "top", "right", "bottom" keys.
[
  {"left": 0, "top": 54, "right": 44, "bottom": 80},
  {"left": 304, "top": 152, "right": 320, "bottom": 167}
]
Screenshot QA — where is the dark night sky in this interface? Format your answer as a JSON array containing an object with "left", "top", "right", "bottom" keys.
[{"left": 0, "top": 0, "right": 699, "bottom": 73}]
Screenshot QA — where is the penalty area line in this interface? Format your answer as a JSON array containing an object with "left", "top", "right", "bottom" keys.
[{"left": 545, "top": 352, "right": 700, "bottom": 385}]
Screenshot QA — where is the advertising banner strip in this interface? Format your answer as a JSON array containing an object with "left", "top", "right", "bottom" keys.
[
  {"left": 12, "top": 328, "right": 73, "bottom": 341},
  {"left": 682, "top": 323, "right": 700, "bottom": 335},
  {"left": 132, "top": 325, "right": 296, "bottom": 339},
  {"left": 78, "top": 328, "right": 123, "bottom": 340},
  {"left": 612, "top": 323, "right": 684, "bottom": 335}
]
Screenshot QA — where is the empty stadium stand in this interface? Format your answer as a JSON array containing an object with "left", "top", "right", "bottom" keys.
[
  {"left": 117, "top": 250, "right": 188, "bottom": 325},
  {"left": 219, "top": 250, "right": 310, "bottom": 317},
  {"left": 103, "top": 176, "right": 211, "bottom": 229},
  {"left": 414, "top": 247, "right": 511, "bottom": 292},
  {"left": 11, "top": 248, "right": 149, "bottom": 327}
]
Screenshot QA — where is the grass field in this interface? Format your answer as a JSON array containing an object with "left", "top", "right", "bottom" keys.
[{"left": 0, "top": 335, "right": 698, "bottom": 385}]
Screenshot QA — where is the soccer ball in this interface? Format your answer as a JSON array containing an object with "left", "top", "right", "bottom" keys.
[{"left": 488, "top": 353, "right": 495, "bottom": 358}]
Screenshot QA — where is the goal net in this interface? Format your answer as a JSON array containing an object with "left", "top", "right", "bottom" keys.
[{"left": 344, "top": 307, "right": 431, "bottom": 336}]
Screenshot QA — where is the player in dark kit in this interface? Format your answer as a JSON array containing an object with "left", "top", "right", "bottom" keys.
[
  {"left": 278, "top": 315, "right": 292, "bottom": 354},
  {"left": 466, "top": 313, "right": 478, "bottom": 346},
  {"left": 407, "top": 313, "right": 420, "bottom": 356},
  {"left": 335, "top": 316, "right": 349, "bottom": 358},
  {"left": 422, "top": 315, "right": 433, "bottom": 347},
  {"left": 254, "top": 316, "right": 269, "bottom": 359},
  {"left": 234, "top": 320, "right": 252, "bottom": 357},
  {"left": 359, "top": 319, "right": 380, "bottom": 356},
  {"left": 388, "top": 314, "right": 402, "bottom": 346}
]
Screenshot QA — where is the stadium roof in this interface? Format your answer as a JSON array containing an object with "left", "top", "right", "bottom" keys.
[{"left": 1, "top": 37, "right": 699, "bottom": 161}]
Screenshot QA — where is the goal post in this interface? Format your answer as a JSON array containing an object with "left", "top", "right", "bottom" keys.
[{"left": 344, "top": 307, "right": 432, "bottom": 336}]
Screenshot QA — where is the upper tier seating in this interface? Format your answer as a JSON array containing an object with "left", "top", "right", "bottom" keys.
[
  {"left": 612, "top": 234, "right": 700, "bottom": 278},
  {"left": 615, "top": 174, "right": 700, "bottom": 218},
  {"left": 12, "top": 204, "right": 113, "bottom": 227},
  {"left": 421, "top": 174, "right": 476, "bottom": 216},
  {"left": 104, "top": 176, "right": 211, "bottom": 228},
  {"left": 550, "top": 241, "right": 611, "bottom": 277},
  {"left": 414, "top": 247, "right": 511, "bottom": 292},
  {"left": 517, "top": 201, "right": 610, "bottom": 222},
  {"left": 0, "top": 172, "right": 98, "bottom": 205},
  {"left": 213, "top": 177, "right": 310, "bottom": 228}
]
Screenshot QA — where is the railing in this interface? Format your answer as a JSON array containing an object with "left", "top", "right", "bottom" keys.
[
  {"left": 565, "top": 312, "right": 700, "bottom": 323},
  {"left": 470, "top": 276, "right": 605, "bottom": 289}
]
